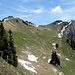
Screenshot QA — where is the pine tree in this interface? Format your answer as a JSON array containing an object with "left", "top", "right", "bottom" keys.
[
  {"left": 0, "top": 22, "right": 5, "bottom": 39},
  {"left": 0, "top": 23, "right": 18, "bottom": 67},
  {"left": 8, "top": 30, "right": 18, "bottom": 67},
  {"left": 0, "top": 22, "right": 8, "bottom": 60}
]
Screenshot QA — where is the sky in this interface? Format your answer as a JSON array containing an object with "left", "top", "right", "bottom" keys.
[{"left": 0, "top": 0, "right": 75, "bottom": 25}]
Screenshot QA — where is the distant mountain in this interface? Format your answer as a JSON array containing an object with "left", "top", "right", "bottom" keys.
[
  {"left": 49, "top": 20, "right": 75, "bottom": 39},
  {"left": 63, "top": 20, "right": 75, "bottom": 38}
]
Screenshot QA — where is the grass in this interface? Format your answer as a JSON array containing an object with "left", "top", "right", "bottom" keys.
[
  {"left": 0, "top": 57, "right": 17, "bottom": 75},
  {"left": 0, "top": 57, "right": 34, "bottom": 75},
  {"left": 57, "top": 37, "right": 75, "bottom": 75},
  {"left": 1, "top": 17, "right": 75, "bottom": 75}
]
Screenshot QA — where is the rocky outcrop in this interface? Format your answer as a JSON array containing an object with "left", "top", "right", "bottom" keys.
[{"left": 63, "top": 20, "right": 75, "bottom": 39}]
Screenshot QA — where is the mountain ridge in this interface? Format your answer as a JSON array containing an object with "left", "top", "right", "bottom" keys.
[{"left": 0, "top": 16, "right": 75, "bottom": 75}]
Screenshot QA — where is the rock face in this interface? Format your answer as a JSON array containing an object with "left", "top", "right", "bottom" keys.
[
  {"left": 58, "top": 20, "right": 75, "bottom": 39},
  {"left": 63, "top": 20, "right": 75, "bottom": 39}
]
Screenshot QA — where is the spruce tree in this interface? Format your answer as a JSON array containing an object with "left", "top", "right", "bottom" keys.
[
  {"left": 0, "top": 23, "right": 18, "bottom": 67},
  {"left": 0, "top": 22, "right": 8, "bottom": 60},
  {"left": 0, "top": 22, "right": 5, "bottom": 39},
  {"left": 8, "top": 30, "right": 18, "bottom": 67}
]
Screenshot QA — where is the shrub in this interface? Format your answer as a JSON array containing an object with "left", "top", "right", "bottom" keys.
[{"left": 50, "top": 51, "right": 60, "bottom": 66}]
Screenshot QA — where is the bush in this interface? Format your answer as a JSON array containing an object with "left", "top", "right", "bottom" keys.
[
  {"left": 50, "top": 51, "right": 60, "bottom": 66},
  {"left": 56, "top": 43, "right": 59, "bottom": 49}
]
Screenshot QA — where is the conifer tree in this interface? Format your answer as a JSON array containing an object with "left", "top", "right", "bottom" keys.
[
  {"left": 0, "top": 22, "right": 18, "bottom": 67},
  {"left": 8, "top": 30, "right": 18, "bottom": 67},
  {"left": 0, "top": 22, "right": 8, "bottom": 60},
  {"left": 0, "top": 22, "right": 5, "bottom": 39}
]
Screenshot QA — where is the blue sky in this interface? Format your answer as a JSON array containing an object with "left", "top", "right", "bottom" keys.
[{"left": 0, "top": 0, "right": 75, "bottom": 25}]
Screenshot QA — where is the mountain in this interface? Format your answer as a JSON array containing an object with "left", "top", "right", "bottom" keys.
[
  {"left": 0, "top": 16, "right": 75, "bottom": 75},
  {"left": 63, "top": 20, "right": 75, "bottom": 38}
]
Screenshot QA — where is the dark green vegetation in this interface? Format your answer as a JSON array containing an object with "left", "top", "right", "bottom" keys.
[
  {"left": 0, "top": 16, "right": 75, "bottom": 75},
  {"left": 0, "top": 22, "right": 18, "bottom": 67},
  {"left": 66, "top": 38, "right": 75, "bottom": 51},
  {"left": 50, "top": 51, "right": 60, "bottom": 66}
]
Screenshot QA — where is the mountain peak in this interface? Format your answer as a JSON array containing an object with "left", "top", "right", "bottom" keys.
[{"left": 52, "top": 20, "right": 62, "bottom": 25}]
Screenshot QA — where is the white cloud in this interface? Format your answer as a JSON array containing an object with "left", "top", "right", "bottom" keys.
[
  {"left": 13, "top": 5, "right": 43, "bottom": 14},
  {"left": 17, "top": 5, "right": 28, "bottom": 12},
  {"left": 16, "top": 15, "right": 31, "bottom": 18},
  {"left": 51, "top": 5, "right": 62, "bottom": 13},
  {"left": 50, "top": 5, "right": 75, "bottom": 21},
  {"left": 31, "top": 9, "right": 43, "bottom": 14},
  {"left": 60, "top": 7, "right": 75, "bottom": 21}
]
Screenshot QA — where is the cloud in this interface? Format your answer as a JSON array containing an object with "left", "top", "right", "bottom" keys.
[
  {"left": 60, "top": 7, "right": 75, "bottom": 21},
  {"left": 18, "top": 8, "right": 43, "bottom": 14},
  {"left": 51, "top": 5, "right": 62, "bottom": 13},
  {"left": 51, "top": 6, "right": 75, "bottom": 21},
  {"left": 31, "top": 9, "right": 43, "bottom": 14},
  {"left": 16, "top": 15, "right": 32, "bottom": 18},
  {"left": 15, "top": 5, "right": 43, "bottom": 14},
  {"left": 11, "top": 5, "right": 28, "bottom": 13},
  {"left": 50, "top": 5, "right": 75, "bottom": 21}
]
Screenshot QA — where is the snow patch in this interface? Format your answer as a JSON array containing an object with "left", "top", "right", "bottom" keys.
[
  {"left": 59, "top": 72, "right": 64, "bottom": 75},
  {"left": 58, "top": 22, "right": 62, "bottom": 25},
  {"left": 58, "top": 33, "right": 62, "bottom": 38},
  {"left": 18, "top": 59, "right": 37, "bottom": 73},
  {"left": 61, "top": 25, "right": 67, "bottom": 36},
  {"left": 52, "top": 67, "right": 57, "bottom": 73},
  {"left": 28, "top": 54, "right": 38, "bottom": 62},
  {"left": 52, "top": 43, "right": 56, "bottom": 46},
  {"left": 57, "top": 53, "right": 61, "bottom": 56},
  {"left": 69, "top": 21, "right": 72, "bottom": 25},
  {"left": 52, "top": 43, "right": 56, "bottom": 49},
  {"left": 4, "top": 18, "right": 9, "bottom": 22},
  {"left": 42, "top": 56, "right": 46, "bottom": 59},
  {"left": 54, "top": 46, "right": 56, "bottom": 49},
  {"left": 35, "top": 25, "right": 39, "bottom": 27},
  {"left": 59, "top": 21, "right": 72, "bottom": 37},
  {"left": 65, "top": 58, "right": 70, "bottom": 61},
  {"left": 60, "top": 22, "right": 72, "bottom": 36},
  {"left": 48, "top": 59, "right": 51, "bottom": 63}
]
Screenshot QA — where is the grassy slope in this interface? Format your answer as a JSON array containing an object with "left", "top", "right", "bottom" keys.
[
  {"left": 0, "top": 57, "right": 34, "bottom": 75},
  {"left": 1, "top": 18, "right": 75, "bottom": 75},
  {"left": 0, "top": 57, "right": 17, "bottom": 75}
]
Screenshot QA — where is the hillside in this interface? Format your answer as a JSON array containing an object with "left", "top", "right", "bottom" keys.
[
  {"left": 0, "top": 57, "right": 17, "bottom": 75},
  {"left": 0, "top": 16, "right": 75, "bottom": 75}
]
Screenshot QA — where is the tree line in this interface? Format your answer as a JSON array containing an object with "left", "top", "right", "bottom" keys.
[{"left": 0, "top": 22, "right": 18, "bottom": 67}]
